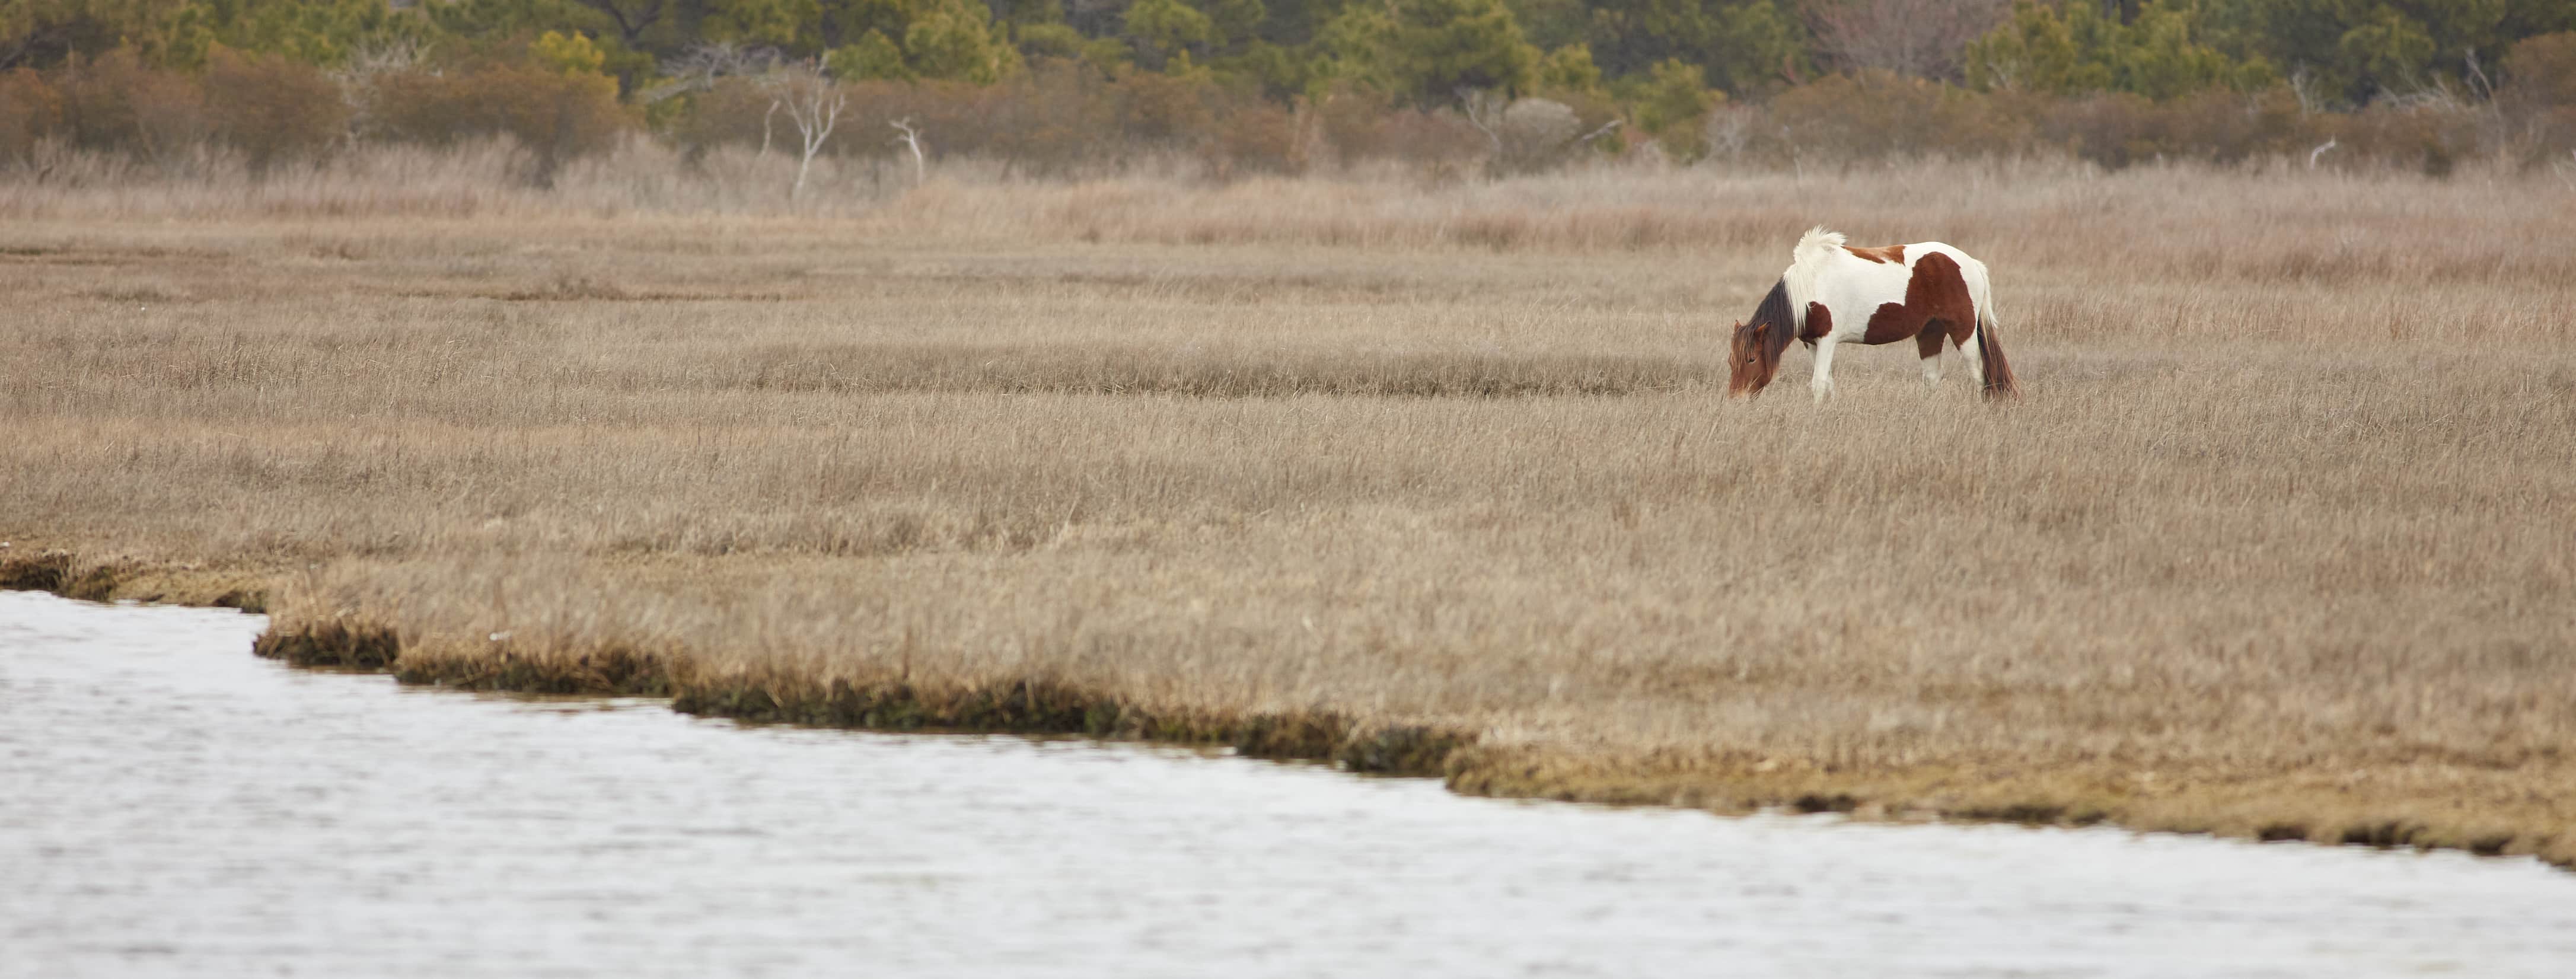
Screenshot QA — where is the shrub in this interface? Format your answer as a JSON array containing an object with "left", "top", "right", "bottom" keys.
[
  {"left": 669, "top": 76, "right": 780, "bottom": 153},
  {"left": 0, "top": 68, "right": 63, "bottom": 165},
  {"left": 1768, "top": 71, "right": 2020, "bottom": 162},
  {"left": 1630, "top": 58, "right": 1716, "bottom": 161},
  {"left": 2330, "top": 103, "right": 2482, "bottom": 177},
  {"left": 53, "top": 49, "right": 207, "bottom": 165},
  {"left": 2504, "top": 32, "right": 2576, "bottom": 109},
  {"left": 1203, "top": 101, "right": 1300, "bottom": 177},
  {"left": 372, "top": 65, "right": 632, "bottom": 186},
  {"left": 962, "top": 68, "right": 1117, "bottom": 176},
  {"left": 2501, "top": 31, "right": 2576, "bottom": 163},
  {"left": 202, "top": 47, "right": 349, "bottom": 173},
  {"left": 1112, "top": 68, "right": 1218, "bottom": 146},
  {"left": 1487, "top": 97, "right": 1577, "bottom": 174},
  {"left": 1313, "top": 82, "right": 1481, "bottom": 167}
]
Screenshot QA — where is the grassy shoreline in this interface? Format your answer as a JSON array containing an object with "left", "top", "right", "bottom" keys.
[{"left": 5, "top": 550, "right": 2567, "bottom": 868}]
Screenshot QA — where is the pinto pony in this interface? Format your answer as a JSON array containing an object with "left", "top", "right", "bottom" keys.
[{"left": 1727, "top": 228, "right": 2017, "bottom": 401}]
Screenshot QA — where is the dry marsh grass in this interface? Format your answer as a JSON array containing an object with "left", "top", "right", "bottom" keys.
[{"left": 5, "top": 160, "right": 2575, "bottom": 865}]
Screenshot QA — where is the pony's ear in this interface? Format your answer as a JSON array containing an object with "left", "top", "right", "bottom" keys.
[{"left": 1749, "top": 320, "right": 1770, "bottom": 335}]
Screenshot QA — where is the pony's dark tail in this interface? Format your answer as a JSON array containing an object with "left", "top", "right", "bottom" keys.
[{"left": 1976, "top": 305, "right": 2018, "bottom": 400}]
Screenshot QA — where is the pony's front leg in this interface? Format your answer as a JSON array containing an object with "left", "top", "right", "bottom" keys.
[{"left": 1809, "top": 338, "right": 1839, "bottom": 403}]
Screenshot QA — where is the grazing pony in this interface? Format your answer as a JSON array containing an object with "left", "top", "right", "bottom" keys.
[{"left": 1727, "top": 227, "right": 2017, "bottom": 401}]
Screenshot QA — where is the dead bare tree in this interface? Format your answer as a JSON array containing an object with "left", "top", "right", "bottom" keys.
[
  {"left": 1459, "top": 88, "right": 1510, "bottom": 158},
  {"left": 756, "top": 59, "right": 846, "bottom": 200},
  {"left": 888, "top": 118, "right": 926, "bottom": 187},
  {"left": 1805, "top": 0, "right": 2009, "bottom": 81},
  {"left": 331, "top": 39, "right": 428, "bottom": 143}
]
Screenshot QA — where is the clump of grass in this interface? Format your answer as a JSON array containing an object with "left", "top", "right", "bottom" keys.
[
  {"left": 0, "top": 552, "right": 84, "bottom": 595},
  {"left": 667, "top": 668, "right": 1467, "bottom": 774},
  {"left": 0, "top": 549, "right": 267, "bottom": 608},
  {"left": 252, "top": 618, "right": 401, "bottom": 671},
  {"left": 394, "top": 639, "right": 673, "bottom": 696}
]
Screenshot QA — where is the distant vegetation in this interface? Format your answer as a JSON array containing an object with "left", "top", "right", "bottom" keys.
[{"left": 4, "top": 0, "right": 2576, "bottom": 180}]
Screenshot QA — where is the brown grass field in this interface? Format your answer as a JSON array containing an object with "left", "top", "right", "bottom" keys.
[{"left": 5, "top": 149, "right": 2575, "bottom": 865}]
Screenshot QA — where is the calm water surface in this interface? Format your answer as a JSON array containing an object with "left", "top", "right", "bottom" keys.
[{"left": 5, "top": 591, "right": 2574, "bottom": 978}]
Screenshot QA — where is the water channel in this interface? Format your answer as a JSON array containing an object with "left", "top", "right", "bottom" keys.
[{"left": 5, "top": 590, "right": 2573, "bottom": 977}]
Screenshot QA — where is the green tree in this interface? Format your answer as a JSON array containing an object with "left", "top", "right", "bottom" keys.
[
  {"left": 2114, "top": 1, "right": 2274, "bottom": 99},
  {"left": 1568, "top": 0, "right": 1807, "bottom": 94},
  {"left": 1124, "top": 0, "right": 1213, "bottom": 69},
  {"left": 533, "top": 28, "right": 609, "bottom": 74},
  {"left": 904, "top": 0, "right": 1018, "bottom": 82},
  {"left": 1198, "top": 0, "right": 1265, "bottom": 48},
  {"left": 1, "top": 0, "right": 193, "bottom": 69},
  {"left": 1629, "top": 56, "right": 1714, "bottom": 158},
  {"left": 1534, "top": 42, "right": 1601, "bottom": 94},
  {"left": 2335, "top": 4, "right": 2438, "bottom": 91},
  {"left": 1216, "top": 37, "right": 1305, "bottom": 98},
  {"left": 703, "top": 0, "right": 945, "bottom": 55},
  {"left": 702, "top": 0, "right": 821, "bottom": 47},
  {"left": 993, "top": 0, "right": 1063, "bottom": 30},
  {"left": 1707, "top": 0, "right": 1806, "bottom": 93},
  {"left": 1318, "top": 0, "right": 1538, "bottom": 105},
  {"left": 826, "top": 27, "right": 910, "bottom": 79},
  {"left": 2197, "top": 0, "right": 2562, "bottom": 104},
  {"left": 1966, "top": 0, "right": 2094, "bottom": 93},
  {"left": 1968, "top": 1, "right": 2269, "bottom": 100},
  {"left": 159, "top": 0, "right": 428, "bottom": 68},
  {"left": 1013, "top": 20, "right": 1085, "bottom": 59}
]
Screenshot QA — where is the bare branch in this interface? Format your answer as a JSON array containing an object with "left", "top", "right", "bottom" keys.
[
  {"left": 1458, "top": 88, "right": 1507, "bottom": 157},
  {"left": 642, "top": 43, "right": 783, "bottom": 105},
  {"left": 2464, "top": 48, "right": 2495, "bottom": 103}
]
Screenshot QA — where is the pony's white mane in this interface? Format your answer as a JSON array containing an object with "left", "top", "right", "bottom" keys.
[
  {"left": 1794, "top": 226, "right": 1848, "bottom": 265},
  {"left": 1781, "top": 225, "right": 1844, "bottom": 326}
]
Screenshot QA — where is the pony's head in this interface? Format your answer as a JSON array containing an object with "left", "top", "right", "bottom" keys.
[{"left": 1726, "top": 280, "right": 1797, "bottom": 397}]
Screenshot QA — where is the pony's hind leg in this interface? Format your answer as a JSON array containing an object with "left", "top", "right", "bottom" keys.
[
  {"left": 1915, "top": 329, "right": 1945, "bottom": 388},
  {"left": 1960, "top": 329, "right": 1988, "bottom": 390}
]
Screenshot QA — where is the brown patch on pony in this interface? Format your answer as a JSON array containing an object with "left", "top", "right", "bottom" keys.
[
  {"left": 1727, "top": 279, "right": 1798, "bottom": 397},
  {"left": 1801, "top": 302, "right": 1834, "bottom": 343},
  {"left": 1915, "top": 324, "right": 1946, "bottom": 361},
  {"left": 1860, "top": 252, "right": 1974, "bottom": 346},
  {"left": 1844, "top": 244, "right": 1906, "bottom": 264}
]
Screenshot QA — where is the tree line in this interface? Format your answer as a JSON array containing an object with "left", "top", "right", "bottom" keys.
[{"left": 4, "top": 0, "right": 2575, "bottom": 180}]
